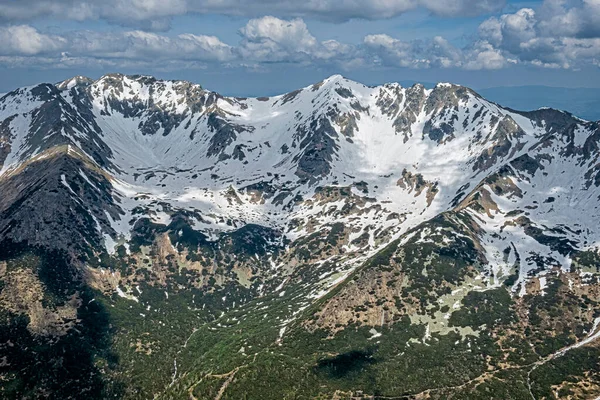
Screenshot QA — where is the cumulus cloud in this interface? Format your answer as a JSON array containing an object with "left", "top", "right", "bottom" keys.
[
  {"left": 0, "top": 0, "right": 505, "bottom": 28},
  {"left": 363, "top": 34, "right": 463, "bottom": 68},
  {"left": 361, "top": 33, "right": 512, "bottom": 70},
  {"left": 463, "top": 41, "right": 509, "bottom": 70},
  {"left": 237, "top": 16, "right": 360, "bottom": 65},
  {"left": 476, "top": 0, "right": 600, "bottom": 69},
  {"left": 0, "top": 25, "right": 234, "bottom": 69},
  {"left": 479, "top": 8, "right": 537, "bottom": 52},
  {"left": 119, "top": 31, "right": 235, "bottom": 62},
  {"left": 238, "top": 16, "right": 318, "bottom": 62},
  {"left": 0, "top": 3, "right": 599, "bottom": 73},
  {"left": 536, "top": 0, "right": 600, "bottom": 39},
  {"left": 0, "top": 25, "right": 66, "bottom": 55}
]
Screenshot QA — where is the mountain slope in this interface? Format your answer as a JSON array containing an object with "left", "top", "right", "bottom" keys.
[{"left": 0, "top": 74, "right": 599, "bottom": 399}]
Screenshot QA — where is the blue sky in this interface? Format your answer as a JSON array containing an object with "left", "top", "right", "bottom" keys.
[{"left": 0, "top": 0, "right": 599, "bottom": 96}]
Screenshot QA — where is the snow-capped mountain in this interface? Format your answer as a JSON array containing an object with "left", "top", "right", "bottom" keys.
[
  {"left": 1, "top": 74, "right": 599, "bottom": 399},
  {"left": 1, "top": 73, "right": 598, "bottom": 289}
]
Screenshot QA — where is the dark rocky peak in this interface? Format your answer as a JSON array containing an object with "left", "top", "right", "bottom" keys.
[
  {"left": 377, "top": 82, "right": 458, "bottom": 121},
  {"left": 511, "top": 107, "right": 581, "bottom": 136},
  {"left": 404, "top": 83, "right": 427, "bottom": 111},
  {"left": 408, "top": 82, "right": 426, "bottom": 91},
  {"left": 0, "top": 83, "right": 113, "bottom": 173},
  {"left": 24, "top": 87, "right": 114, "bottom": 169},
  {"left": 89, "top": 73, "right": 211, "bottom": 110},
  {"left": 513, "top": 107, "right": 600, "bottom": 162},
  {"left": 30, "top": 83, "right": 61, "bottom": 102},
  {"left": 0, "top": 146, "right": 123, "bottom": 256},
  {"left": 0, "top": 84, "right": 65, "bottom": 113},
  {"left": 420, "top": 84, "right": 472, "bottom": 144}
]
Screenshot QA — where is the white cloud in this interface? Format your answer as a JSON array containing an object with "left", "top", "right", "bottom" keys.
[
  {"left": 0, "top": 25, "right": 233, "bottom": 69},
  {"left": 463, "top": 41, "right": 508, "bottom": 70},
  {"left": 238, "top": 16, "right": 318, "bottom": 61},
  {"left": 363, "top": 34, "right": 465, "bottom": 69},
  {"left": 536, "top": 0, "right": 600, "bottom": 39},
  {"left": 479, "top": 8, "right": 537, "bottom": 52},
  {"left": 364, "top": 34, "right": 429, "bottom": 68},
  {"left": 0, "top": 0, "right": 505, "bottom": 28},
  {"left": 0, "top": 25, "right": 66, "bottom": 55},
  {"left": 1, "top": 2, "right": 599, "bottom": 73},
  {"left": 476, "top": 0, "right": 600, "bottom": 69},
  {"left": 237, "top": 16, "right": 360, "bottom": 65},
  {"left": 120, "top": 31, "right": 235, "bottom": 62}
]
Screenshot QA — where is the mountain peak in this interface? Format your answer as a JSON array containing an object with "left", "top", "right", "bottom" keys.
[
  {"left": 56, "top": 75, "right": 94, "bottom": 90},
  {"left": 324, "top": 74, "right": 346, "bottom": 82},
  {"left": 434, "top": 82, "right": 456, "bottom": 88}
]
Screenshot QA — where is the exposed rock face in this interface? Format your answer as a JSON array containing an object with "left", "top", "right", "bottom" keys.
[
  {"left": 0, "top": 115, "right": 15, "bottom": 170},
  {"left": 0, "top": 147, "right": 122, "bottom": 254},
  {"left": 377, "top": 83, "right": 428, "bottom": 143},
  {"left": 397, "top": 169, "right": 438, "bottom": 206},
  {"left": 294, "top": 117, "right": 340, "bottom": 183},
  {"left": 472, "top": 115, "right": 526, "bottom": 172},
  {"left": 206, "top": 114, "right": 249, "bottom": 158}
]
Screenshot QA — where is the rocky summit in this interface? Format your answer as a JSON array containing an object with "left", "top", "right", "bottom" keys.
[{"left": 1, "top": 73, "right": 599, "bottom": 399}]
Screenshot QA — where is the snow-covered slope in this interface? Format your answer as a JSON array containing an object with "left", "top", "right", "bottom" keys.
[{"left": 0, "top": 73, "right": 599, "bottom": 296}]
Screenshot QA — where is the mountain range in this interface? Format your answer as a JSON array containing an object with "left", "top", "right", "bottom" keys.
[
  {"left": 478, "top": 86, "right": 600, "bottom": 123},
  {"left": 0, "top": 73, "right": 599, "bottom": 399}
]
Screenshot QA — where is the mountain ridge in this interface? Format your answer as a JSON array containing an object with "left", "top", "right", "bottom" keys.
[
  {"left": 0, "top": 73, "right": 599, "bottom": 399},
  {"left": 1, "top": 72, "right": 599, "bottom": 290}
]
